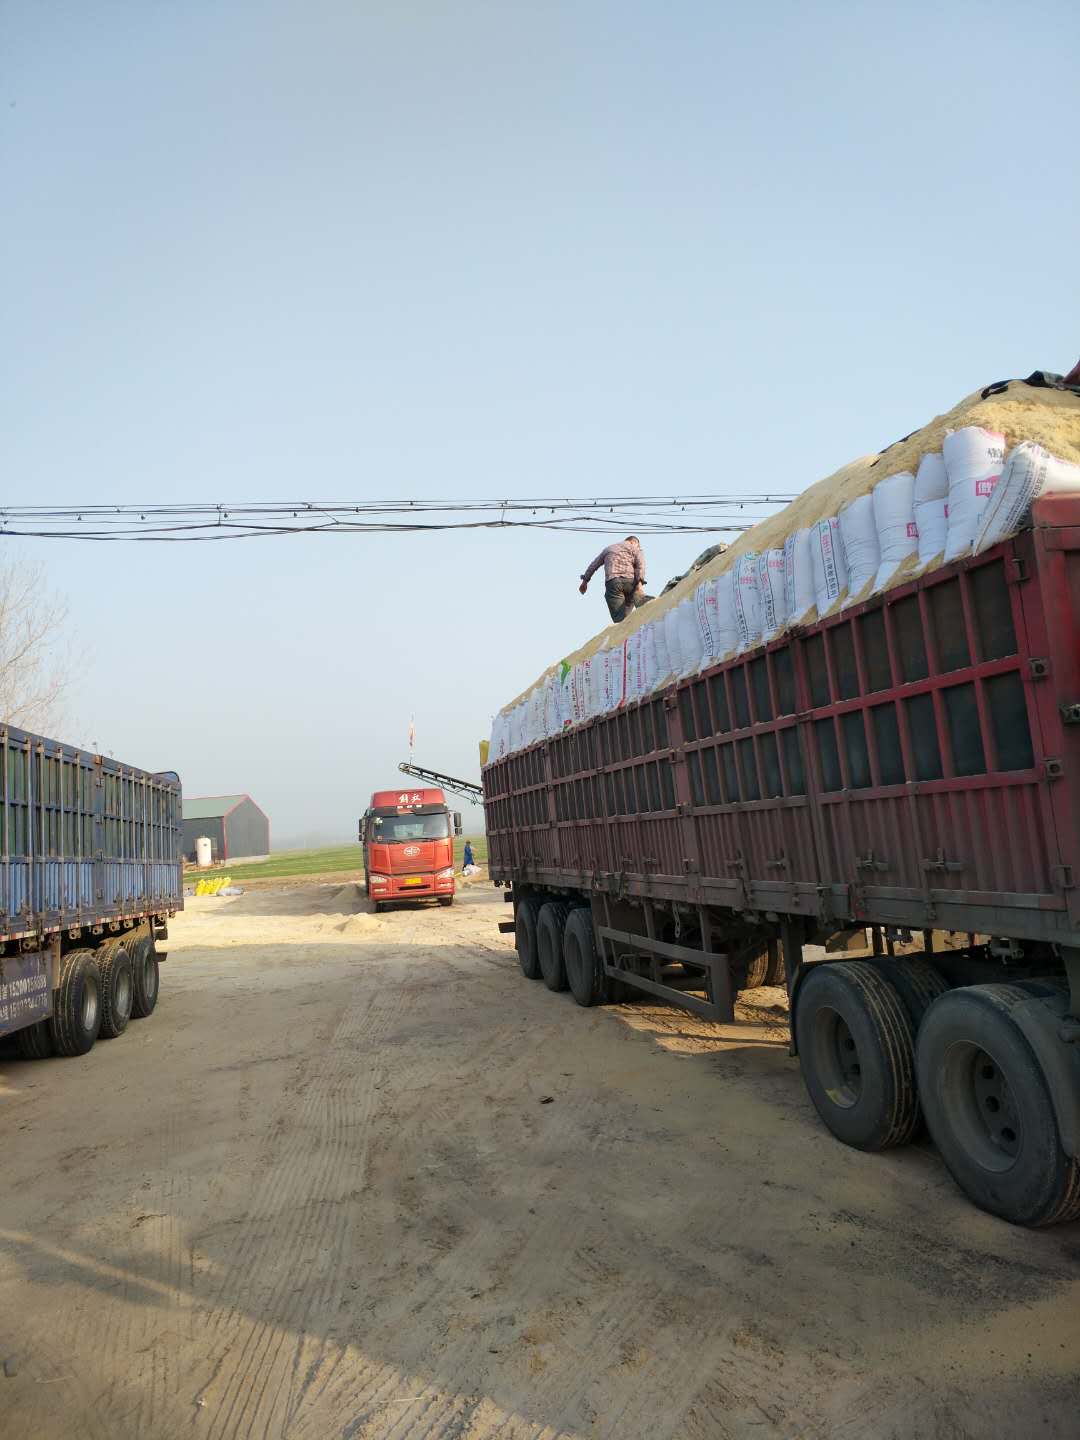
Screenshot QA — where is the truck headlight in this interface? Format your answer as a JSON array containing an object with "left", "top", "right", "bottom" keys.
[
  {"left": 370, "top": 874, "right": 389, "bottom": 886},
  {"left": 436, "top": 867, "right": 454, "bottom": 879}
]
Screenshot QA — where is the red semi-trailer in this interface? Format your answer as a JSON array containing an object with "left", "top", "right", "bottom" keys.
[
  {"left": 361, "top": 787, "right": 461, "bottom": 909},
  {"left": 483, "top": 495, "right": 1080, "bottom": 1226}
]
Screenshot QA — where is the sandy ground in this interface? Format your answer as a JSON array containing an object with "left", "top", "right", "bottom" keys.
[{"left": 1, "top": 880, "right": 1078, "bottom": 1440}]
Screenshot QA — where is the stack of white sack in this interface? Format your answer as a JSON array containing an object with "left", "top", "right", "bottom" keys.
[
  {"left": 973, "top": 442, "right": 1080, "bottom": 553},
  {"left": 488, "top": 379, "right": 1080, "bottom": 760}
]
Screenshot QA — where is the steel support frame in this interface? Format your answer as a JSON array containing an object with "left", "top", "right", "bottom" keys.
[{"left": 597, "top": 925, "right": 734, "bottom": 1022}]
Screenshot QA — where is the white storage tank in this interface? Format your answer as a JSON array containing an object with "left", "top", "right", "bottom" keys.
[{"left": 195, "top": 836, "right": 213, "bottom": 868}]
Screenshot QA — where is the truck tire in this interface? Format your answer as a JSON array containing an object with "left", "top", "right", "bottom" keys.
[
  {"left": 869, "top": 955, "right": 948, "bottom": 1032},
  {"left": 49, "top": 949, "right": 103, "bottom": 1057},
  {"left": 765, "top": 940, "right": 787, "bottom": 986},
  {"left": 537, "top": 901, "right": 571, "bottom": 992},
  {"left": 15, "top": 1020, "right": 54, "bottom": 1060},
  {"left": 794, "top": 961, "right": 918, "bottom": 1151},
  {"left": 96, "top": 939, "right": 135, "bottom": 1038},
  {"left": 916, "top": 985, "right": 1080, "bottom": 1226},
  {"left": 743, "top": 944, "right": 771, "bottom": 989},
  {"left": 563, "top": 906, "right": 607, "bottom": 1007},
  {"left": 515, "top": 897, "right": 543, "bottom": 980},
  {"left": 128, "top": 933, "right": 160, "bottom": 1019},
  {"left": 438, "top": 896, "right": 454, "bottom": 907}
]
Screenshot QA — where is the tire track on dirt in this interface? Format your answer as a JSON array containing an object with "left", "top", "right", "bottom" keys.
[
  {"left": 198, "top": 911, "right": 479, "bottom": 1438},
  {"left": 362, "top": 1037, "right": 655, "bottom": 1440},
  {"left": 196, "top": 983, "right": 405, "bottom": 1440},
  {"left": 280, "top": 1017, "right": 585, "bottom": 1433}
]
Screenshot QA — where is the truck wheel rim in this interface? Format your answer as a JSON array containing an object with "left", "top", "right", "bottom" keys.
[
  {"left": 942, "top": 1041, "right": 1021, "bottom": 1172},
  {"left": 116, "top": 968, "right": 132, "bottom": 1016},
  {"left": 811, "top": 1006, "right": 862, "bottom": 1108},
  {"left": 82, "top": 975, "right": 99, "bottom": 1032}
]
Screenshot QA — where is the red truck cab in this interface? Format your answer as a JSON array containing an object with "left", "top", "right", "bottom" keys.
[{"left": 361, "top": 787, "right": 461, "bottom": 909}]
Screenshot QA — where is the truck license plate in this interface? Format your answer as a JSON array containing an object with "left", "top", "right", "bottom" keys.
[{"left": 402, "top": 877, "right": 424, "bottom": 887}]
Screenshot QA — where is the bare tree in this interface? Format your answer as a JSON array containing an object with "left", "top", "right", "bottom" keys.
[{"left": 0, "top": 560, "right": 69, "bottom": 734}]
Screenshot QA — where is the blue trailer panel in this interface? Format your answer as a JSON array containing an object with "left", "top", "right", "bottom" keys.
[{"left": 0, "top": 725, "right": 182, "bottom": 1044}]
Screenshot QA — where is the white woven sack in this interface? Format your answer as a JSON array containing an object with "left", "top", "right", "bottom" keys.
[
  {"left": 651, "top": 616, "right": 673, "bottom": 686},
  {"left": 568, "top": 664, "right": 586, "bottom": 726},
  {"left": 784, "top": 528, "right": 815, "bottom": 625},
  {"left": 974, "top": 443, "right": 1080, "bottom": 554},
  {"left": 553, "top": 670, "right": 571, "bottom": 731},
  {"left": 758, "top": 548, "right": 788, "bottom": 642},
  {"left": 694, "top": 578, "right": 721, "bottom": 664},
  {"left": 638, "top": 623, "right": 656, "bottom": 696},
  {"left": 811, "top": 516, "right": 848, "bottom": 616},
  {"left": 490, "top": 713, "right": 507, "bottom": 761},
  {"left": 606, "top": 644, "right": 626, "bottom": 710},
  {"left": 913, "top": 452, "right": 948, "bottom": 567},
  {"left": 915, "top": 451, "right": 947, "bottom": 504},
  {"left": 633, "top": 628, "right": 650, "bottom": 700},
  {"left": 676, "top": 597, "right": 702, "bottom": 678},
  {"left": 624, "top": 631, "right": 642, "bottom": 706},
  {"left": 713, "top": 569, "right": 740, "bottom": 660},
  {"left": 527, "top": 687, "right": 545, "bottom": 747},
  {"left": 664, "top": 606, "right": 683, "bottom": 679},
  {"left": 871, "top": 470, "right": 917, "bottom": 591},
  {"left": 734, "top": 552, "right": 762, "bottom": 651},
  {"left": 558, "top": 665, "right": 576, "bottom": 725},
  {"left": 587, "top": 656, "right": 604, "bottom": 717},
  {"left": 943, "top": 426, "right": 1006, "bottom": 562},
  {"left": 839, "top": 494, "right": 879, "bottom": 605},
  {"left": 542, "top": 677, "right": 553, "bottom": 738}
]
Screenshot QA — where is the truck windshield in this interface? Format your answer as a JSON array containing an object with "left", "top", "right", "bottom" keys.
[{"left": 370, "top": 813, "right": 449, "bottom": 843}]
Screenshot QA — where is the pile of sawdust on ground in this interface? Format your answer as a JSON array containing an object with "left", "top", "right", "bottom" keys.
[
  {"left": 172, "top": 883, "right": 387, "bottom": 948},
  {"left": 220, "top": 869, "right": 363, "bottom": 893},
  {"left": 498, "top": 379, "right": 1080, "bottom": 712}
]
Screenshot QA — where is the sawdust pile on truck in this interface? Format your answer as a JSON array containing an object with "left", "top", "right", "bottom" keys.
[
  {"left": 481, "top": 365, "right": 1080, "bottom": 1227},
  {"left": 490, "top": 372, "right": 1080, "bottom": 753}
]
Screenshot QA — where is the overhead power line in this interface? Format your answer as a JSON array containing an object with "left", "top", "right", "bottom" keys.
[{"left": 0, "top": 494, "right": 796, "bottom": 542}]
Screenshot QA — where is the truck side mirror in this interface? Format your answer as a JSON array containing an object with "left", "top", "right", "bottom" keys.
[
  {"left": 454, "top": 812, "right": 463, "bottom": 836},
  {"left": 358, "top": 818, "right": 364, "bottom": 841}
]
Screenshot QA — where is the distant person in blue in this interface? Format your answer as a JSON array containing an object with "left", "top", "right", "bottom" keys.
[{"left": 463, "top": 841, "right": 475, "bottom": 869}]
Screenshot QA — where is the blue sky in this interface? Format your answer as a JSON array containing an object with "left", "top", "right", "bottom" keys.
[{"left": 2, "top": 1, "right": 1077, "bottom": 843}]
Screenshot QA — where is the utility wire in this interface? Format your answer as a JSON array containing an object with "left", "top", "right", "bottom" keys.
[{"left": 0, "top": 494, "right": 796, "bottom": 542}]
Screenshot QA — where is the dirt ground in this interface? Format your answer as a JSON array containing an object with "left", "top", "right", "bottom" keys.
[{"left": 1, "top": 881, "right": 1078, "bottom": 1440}]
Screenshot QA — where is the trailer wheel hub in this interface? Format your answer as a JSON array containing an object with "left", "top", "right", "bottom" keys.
[
  {"left": 945, "top": 1041, "right": 1022, "bottom": 1171},
  {"left": 811, "top": 1008, "right": 863, "bottom": 1109}
]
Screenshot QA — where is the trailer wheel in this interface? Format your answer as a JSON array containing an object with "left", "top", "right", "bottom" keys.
[
  {"left": 794, "top": 961, "right": 918, "bottom": 1151},
  {"left": 538, "top": 902, "right": 572, "bottom": 991},
  {"left": 916, "top": 985, "right": 1080, "bottom": 1226},
  {"left": 515, "top": 897, "right": 543, "bottom": 980},
  {"left": 869, "top": 955, "right": 948, "bottom": 1032},
  {"left": 49, "top": 949, "right": 103, "bottom": 1057},
  {"left": 128, "top": 933, "right": 160, "bottom": 1019},
  {"left": 97, "top": 940, "right": 134, "bottom": 1038},
  {"left": 743, "top": 944, "right": 771, "bottom": 989},
  {"left": 563, "top": 906, "right": 607, "bottom": 1007},
  {"left": 765, "top": 940, "right": 787, "bottom": 986},
  {"left": 15, "top": 1020, "right": 54, "bottom": 1060}
]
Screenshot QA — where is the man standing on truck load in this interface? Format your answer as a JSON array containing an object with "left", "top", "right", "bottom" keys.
[{"left": 579, "top": 535, "right": 651, "bottom": 622}]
